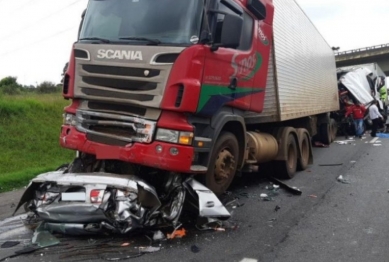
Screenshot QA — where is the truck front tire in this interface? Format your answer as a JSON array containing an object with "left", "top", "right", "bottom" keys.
[{"left": 203, "top": 131, "right": 239, "bottom": 196}]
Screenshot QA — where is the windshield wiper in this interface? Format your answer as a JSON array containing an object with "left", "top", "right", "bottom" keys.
[
  {"left": 79, "top": 37, "right": 111, "bottom": 43},
  {"left": 119, "top": 36, "right": 161, "bottom": 45}
]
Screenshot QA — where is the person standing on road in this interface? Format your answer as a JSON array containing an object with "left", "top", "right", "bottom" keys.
[
  {"left": 369, "top": 100, "right": 383, "bottom": 137},
  {"left": 345, "top": 102, "right": 366, "bottom": 138}
]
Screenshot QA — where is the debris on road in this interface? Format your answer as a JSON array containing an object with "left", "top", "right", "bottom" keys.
[
  {"left": 14, "top": 246, "right": 41, "bottom": 255},
  {"left": 1, "top": 241, "right": 20, "bottom": 248},
  {"left": 319, "top": 163, "right": 343, "bottom": 166},
  {"left": 334, "top": 140, "right": 353, "bottom": 145},
  {"left": 376, "top": 133, "right": 389, "bottom": 138},
  {"left": 190, "top": 244, "right": 200, "bottom": 253},
  {"left": 274, "top": 205, "right": 281, "bottom": 212},
  {"left": 309, "top": 195, "right": 317, "bottom": 198},
  {"left": 266, "top": 176, "right": 302, "bottom": 195},
  {"left": 31, "top": 223, "right": 60, "bottom": 248},
  {"left": 153, "top": 230, "right": 166, "bottom": 241},
  {"left": 265, "top": 184, "right": 279, "bottom": 190},
  {"left": 185, "top": 179, "right": 231, "bottom": 219},
  {"left": 32, "top": 230, "right": 60, "bottom": 248},
  {"left": 313, "top": 141, "right": 329, "bottom": 147},
  {"left": 0, "top": 245, "right": 42, "bottom": 262},
  {"left": 262, "top": 196, "right": 274, "bottom": 201},
  {"left": 167, "top": 228, "right": 186, "bottom": 239},
  {"left": 139, "top": 246, "right": 161, "bottom": 253},
  {"left": 337, "top": 175, "right": 350, "bottom": 184}
]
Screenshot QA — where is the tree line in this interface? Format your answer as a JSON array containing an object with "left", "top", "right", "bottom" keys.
[{"left": 0, "top": 76, "right": 62, "bottom": 95}]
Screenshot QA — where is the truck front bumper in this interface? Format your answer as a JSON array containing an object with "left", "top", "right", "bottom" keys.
[{"left": 60, "top": 126, "right": 197, "bottom": 173}]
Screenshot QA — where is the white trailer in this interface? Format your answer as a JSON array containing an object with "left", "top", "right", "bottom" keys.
[{"left": 245, "top": 0, "right": 339, "bottom": 124}]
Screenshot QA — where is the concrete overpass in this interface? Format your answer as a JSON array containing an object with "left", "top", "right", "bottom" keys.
[{"left": 335, "top": 43, "right": 389, "bottom": 76}]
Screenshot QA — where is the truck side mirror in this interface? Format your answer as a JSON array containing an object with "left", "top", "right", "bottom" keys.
[
  {"left": 210, "top": 11, "right": 243, "bottom": 51},
  {"left": 220, "top": 13, "right": 243, "bottom": 48}
]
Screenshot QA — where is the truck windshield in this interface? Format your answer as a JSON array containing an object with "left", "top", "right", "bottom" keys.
[{"left": 80, "top": 0, "right": 204, "bottom": 45}]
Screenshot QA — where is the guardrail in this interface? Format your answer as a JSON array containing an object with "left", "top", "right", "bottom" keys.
[{"left": 335, "top": 43, "right": 389, "bottom": 56}]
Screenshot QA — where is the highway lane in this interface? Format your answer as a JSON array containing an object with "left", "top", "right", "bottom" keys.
[{"left": 0, "top": 135, "right": 387, "bottom": 262}]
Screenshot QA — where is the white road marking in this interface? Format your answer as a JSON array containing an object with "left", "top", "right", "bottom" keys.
[
  {"left": 369, "top": 137, "right": 379, "bottom": 143},
  {"left": 240, "top": 259, "right": 258, "bottom": 262}
]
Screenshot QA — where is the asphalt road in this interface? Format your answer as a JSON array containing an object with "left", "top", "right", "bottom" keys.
[{"left": 1, "top": 135, "right": 389, "bottom": 262}]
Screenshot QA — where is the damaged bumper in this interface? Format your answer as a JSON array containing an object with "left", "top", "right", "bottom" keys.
[{"left": 15, "top": 171, "right": 230, "bottom": 235}]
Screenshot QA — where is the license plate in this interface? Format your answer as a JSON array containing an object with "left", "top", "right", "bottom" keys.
[{"left": 61, "top": 192, "right": 86, "bottom": 201}]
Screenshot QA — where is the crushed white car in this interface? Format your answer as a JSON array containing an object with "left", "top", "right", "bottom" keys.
[{"left": 14, "top": 171, "right": 230, "bottom": 235}]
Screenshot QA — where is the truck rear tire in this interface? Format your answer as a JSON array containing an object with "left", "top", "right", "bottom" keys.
[
  {"left": 297, "top": 131, "right": 310, "bottom": 171},
  {"left": 203, "top": 131, "right": 239, "bottom": 196},
  {"left": 274, "top": 133, "right": 297, "bottom": 179}
]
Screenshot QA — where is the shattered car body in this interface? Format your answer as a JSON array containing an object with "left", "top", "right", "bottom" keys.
[{"left": 14, "top": 171, "right": 230, "bottom": 235}]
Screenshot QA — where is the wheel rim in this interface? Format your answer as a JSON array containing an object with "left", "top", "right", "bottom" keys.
[{"left": 214, "top": 148, "right": 235, "bottom": 184}]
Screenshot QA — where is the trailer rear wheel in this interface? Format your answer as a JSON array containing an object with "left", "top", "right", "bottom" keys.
[
  {"left": 204, "top": 131, "right": 239, "bottom": 195},
  {"left": 274, "top": 133, "right": 297, "bottom": 179},
  {"left": 297, "top": 132, "right": 310, "bottom": 171}
]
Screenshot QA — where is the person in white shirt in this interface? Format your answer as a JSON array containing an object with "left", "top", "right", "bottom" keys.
[{"left": 369, "top": 100, "right": 383, "bottom": 137}]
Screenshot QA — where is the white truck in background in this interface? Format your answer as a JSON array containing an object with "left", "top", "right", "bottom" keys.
[{"left": 336, "top": 63, "right": 388, "bottom": 135}]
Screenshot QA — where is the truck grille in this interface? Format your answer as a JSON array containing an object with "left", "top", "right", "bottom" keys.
[
  {"left": 76, "top": 110, "right": 156, "bottom": 144},
  {"left": 80, "top": 87, "right": 154, "bottom": 101},
  {"left": 82, "top": 76, "right": 157, "bottom": 91},
  {"left": 77, "top": 64, "right": 162, "bottom": 105},
  {"left": 82, "top": 65, "right": 160, "bottom": 78}
]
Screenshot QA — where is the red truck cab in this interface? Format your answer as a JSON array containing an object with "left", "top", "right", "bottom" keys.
[{"left": 61, "top": 0, "right": 274, "bottom": 194}]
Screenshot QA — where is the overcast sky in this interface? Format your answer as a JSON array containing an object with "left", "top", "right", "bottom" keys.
[{"left": 0, "top": 0, "right": 388, "bottom": 86}]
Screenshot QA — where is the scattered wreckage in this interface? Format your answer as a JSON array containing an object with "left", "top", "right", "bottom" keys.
[{"left": 13, "top": 171, "right": 230, "bottom": 235}]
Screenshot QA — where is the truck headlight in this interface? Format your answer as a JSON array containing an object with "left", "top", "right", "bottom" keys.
[
  {"left": 63, "top": 113, "right": 76, "bottom": 126},
  {"left": 156, "top": 128, "right": 193, "bottom": 145}
]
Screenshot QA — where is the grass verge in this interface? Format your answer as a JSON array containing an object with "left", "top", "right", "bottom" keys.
[{"left": 0, "top": 93, "right": 75, "bottom": 193}]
